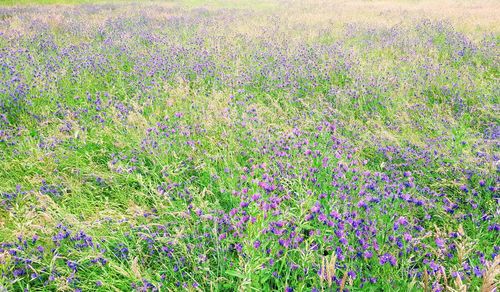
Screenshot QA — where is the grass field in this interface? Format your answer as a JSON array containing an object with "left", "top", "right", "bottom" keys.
[{"left": 0, "top": 0, "right": 499, "bottom": 291}]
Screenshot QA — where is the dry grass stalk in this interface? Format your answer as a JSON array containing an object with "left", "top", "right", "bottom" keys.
[
  {"left": 481, "top": 255, "right": 500, "bottom": 292},
  {"left": 423, "top": 268, "right": 429, "bottom": 292},
  {"left": 339, "top": 271, "right": 348, "bottom": 292},
  {"left": 320, "top": 253, "right": 337, "bottom": 287}
]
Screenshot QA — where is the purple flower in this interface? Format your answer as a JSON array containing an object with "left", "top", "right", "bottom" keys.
[
  {"left": 311, "top": 202, "right": 321, "bottom": 213},
  {"left": 357, "top": 200, "right": 367, "bottom": 209},
  {"left": 435, "top": 238, "right": 445, "bottom": 248},
  {"left": 67, "top": 261, "right": 78, "bottom": 271},
  {"left": 13, "top": 269, "right": 25, "bottom": 277},
  {"left": 252, "top": 193, "right": 261, "bottom": 201},
  {"left": 473, "top": 266, "right": 483, "bottom": 277},
  {"left": 379, "top": 253, "right": 397, "bottom": 266},
  {"left": 348, "top": 270, "right": 357, "bottom": 279},
  {"left": 429, "top": 261, "right": 440, "bottom": 272},
  {"left": 463, "top": 262, "right": 470, "bottom": 271},
  {"left": 394, "top": 216, "right": 408, "bottom": 230}
]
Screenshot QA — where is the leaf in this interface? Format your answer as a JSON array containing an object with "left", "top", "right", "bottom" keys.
[
  {"left": 225, "top": 270, "right": 245, "bottom": 279},
  {"left": 259, "top": 274, "right": 270, "bottom": 284}
]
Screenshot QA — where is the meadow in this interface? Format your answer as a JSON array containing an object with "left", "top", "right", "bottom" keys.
[{"left": 0, "top": 0, "right": 499, "bottom": 291}]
